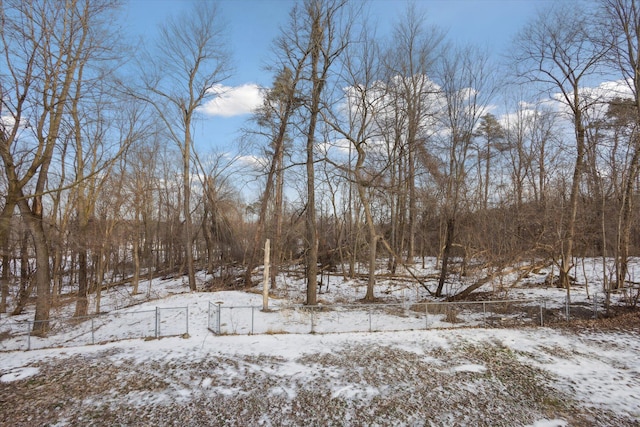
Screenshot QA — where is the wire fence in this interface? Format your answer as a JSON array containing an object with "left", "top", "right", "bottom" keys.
[
  {"left": 0, "top": 293, "right": 615, "bottom": 351},
  {"left": 207, "top": 295, "right": 611, "bottom": 336},
  {"left": 0, "top": 306, "right": 189, "bottom": 351}
]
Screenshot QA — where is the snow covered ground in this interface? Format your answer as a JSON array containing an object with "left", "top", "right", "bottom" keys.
[{"left": 1, "top": 259, "right": 639, "bottom": 425}]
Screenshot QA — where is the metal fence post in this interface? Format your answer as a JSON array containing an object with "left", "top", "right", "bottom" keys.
[
  {"left": 217, "top": 302, "right": 222, "bottom": 334},
  {"left": 186, "top": 306, "right": 189, "bottom": 336},
  {"left": 155, "top": 307, "right": 159, "bottom": 338},
  {"left": 593, "top": 292, "right": 598, "bottom": 320}
]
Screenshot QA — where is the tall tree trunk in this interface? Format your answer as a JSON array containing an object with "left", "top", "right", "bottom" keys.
[
  {"left": 616, "top": 142, "right": 640, "bottom": 288},
  {"left": 1, "top": 247, "right": 9, "bottom": 314},
  {"left": 74, "top": 154, "right": 89, "bottom": 317},
  {"left": 17, "top": 196, "right": 51, "bottom": 336},
  {"left": 94, "top": 249, "right": 106, "bottom": 314},
  {"left": 0, "top": 198, "right": 16, "bottom": 314},
  {"left": 202, "top": 204, "right": 215, "bottom": 275},
  {"left": 366, "top": 234, "right": 377, "bottom": 301},
  {"left": 387, "top": 146, "right": 398, "bottom": 273},
  {"left": 12, "top": 231, "right": 32, "bottom": 316},
  {"left": 132, "top": 234, "right": 140, "bottom": 295},
  {"left": 559, "top": 109, "right": 586, "bottom": 301},
  {"left": 75, "top": 249, "right": 89, "bottom": 317},
  {"left": 436, "top": 217, "right": 455, "bottom": 297},
  {"left": 407, "top": 138, "right": 416, "bottom": 262},
  {"left": 183, "top": 124, "right": 196, "bottom": 291},
  {"left": 305, "top": 129, "right": 319, "bottom": 305},
  {"left": 270, "top": 148, "right": 285, "bottom": 290},
  {"left": 356, "top": 181, "right": 378, "bottom": 301},
  {"left": 303, "top": 2, "right": 327, "bottom": 306}
]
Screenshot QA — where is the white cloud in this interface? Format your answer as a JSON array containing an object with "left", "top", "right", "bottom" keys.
[
  {"left": 1, "top": 114, "right": 17, "bottom": 128},
  {"left": 200, "top": 83, "right": 264, "bottom": 117},
  {"left": 237, "top": 154, "right": 268, "bottom": 170},
  {"left": 582, "top": 79, "right": 633, "bottom": 100}
]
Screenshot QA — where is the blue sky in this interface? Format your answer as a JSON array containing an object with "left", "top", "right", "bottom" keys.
[{"left": 122, "top": 0, "right": 557, "bottom": 155}]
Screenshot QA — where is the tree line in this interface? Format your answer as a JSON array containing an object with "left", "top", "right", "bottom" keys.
[{"left": 1, "top": 0, "right": 639, "bottom": 335}]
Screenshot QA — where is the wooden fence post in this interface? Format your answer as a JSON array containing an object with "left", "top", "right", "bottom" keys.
[{"left": 263, "top": 239, "right": 270, "bottom": 311}]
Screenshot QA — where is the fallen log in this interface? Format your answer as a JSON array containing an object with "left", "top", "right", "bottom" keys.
[{"left": 446, "top": 260, "right": 551, "bottom": 302}]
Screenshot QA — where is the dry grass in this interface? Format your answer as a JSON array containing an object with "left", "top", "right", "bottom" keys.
[{"left": 264, "top": 328, "right": 289, "bottom": 335}]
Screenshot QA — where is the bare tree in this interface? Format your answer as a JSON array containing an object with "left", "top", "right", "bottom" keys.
[
  {"left": 305, "top": 0, "right": 350, "bottom": 305},
  {"left": 435, "top": 45, "right": 496, "bottom": 297},
  {"left": 382, "top": 5, "right": 445, "bottom": 266},
  {"left": 193, "top": 150, "right": 240, "bottom": 280},
  {"left": 243, "top": 66, "right": 304, "bottom": 288},
  {"left": 601, "top": 0, "right": 640, "bottom": 289},
  {"left": 325, "top": 15, "right": 384, "bottom": 301},
  {"left": 512, "top": 2, "right": 608, "bottom": 297},
  {"left": 0, "top": 0, "right": 122, "bottom": 335},
  {"left": 138, "top": 2, "right": 231, "bottom": 291},
  {"left": 270, "top": 0, "right": 349, "bottom": 305},
  {"left": 0, "top": 166, "right": 13, "bottom": 313},
  {"left": 528, "top": 105, "right": 560, "bottom": 207},
  {"left": 325, "top": 12, "right": 438, "bottom": 300}
]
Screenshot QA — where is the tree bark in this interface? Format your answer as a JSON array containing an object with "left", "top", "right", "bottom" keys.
[
  {"left": 183, "top": 123, "right": 197, "bottom": 292},
  {"left": 0, "top": 198, "right": 16, "bottom": 314},
  {"left": 436, "top": 218, "right": 455, "bottom": 297},
  {"left": 559, "top": 107, "right": 586, "bottom": 300},
  {"left": 17, "top": 196, "right": 51, "bottom": 336},
  {"left": 616, "top": 141, "right": 640, "bottom": 288}
]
